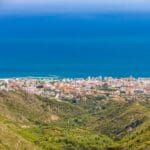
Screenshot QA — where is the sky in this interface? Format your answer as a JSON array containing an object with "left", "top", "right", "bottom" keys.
[{"left": 1, "top": 0, "right": 150, "bottom": 15}]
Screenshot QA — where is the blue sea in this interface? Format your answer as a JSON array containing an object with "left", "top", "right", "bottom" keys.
[{"left": 0, "top": 13, "right": 150, "bottom": 78}]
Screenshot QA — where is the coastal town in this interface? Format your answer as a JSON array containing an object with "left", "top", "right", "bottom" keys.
[{"left": 0, "top": 77, "right": 150, "bottom": 101}]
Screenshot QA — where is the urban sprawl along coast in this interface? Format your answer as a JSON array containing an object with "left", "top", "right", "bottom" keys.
[{"left": 0, "top": 77, "right": 150, "bottom": 101}]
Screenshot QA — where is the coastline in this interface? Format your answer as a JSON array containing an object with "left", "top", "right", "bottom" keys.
[{"left": 0, "top": 75, "right": 150, "bottom": 80}]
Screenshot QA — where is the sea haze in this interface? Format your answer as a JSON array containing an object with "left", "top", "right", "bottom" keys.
[{"left": 0, "top": 13, "right": 150, "bottom": 78}]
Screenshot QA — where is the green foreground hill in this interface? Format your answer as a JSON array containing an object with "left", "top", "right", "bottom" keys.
[{"left": 0, "top": 91, "right": 150, "bottom": 150}]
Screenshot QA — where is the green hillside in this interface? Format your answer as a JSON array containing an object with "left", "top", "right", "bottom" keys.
[{"left": 0, "top": 91, "right": 149, "bottom": 150}]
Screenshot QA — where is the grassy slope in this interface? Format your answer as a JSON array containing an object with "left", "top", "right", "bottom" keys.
[
  {"left": 119, "top": 102, "right": 150, "bottom": 150},
  {"left": 0, "top": 91, "right": 150, "bottom": 150},
  {"left": 120, "top": 121, "right": 150, "bottom": 150},
  {"left": 0, "top": 115, "right": 39, "bottom": 150}
]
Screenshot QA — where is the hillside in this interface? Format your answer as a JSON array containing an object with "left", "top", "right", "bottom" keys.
[{"left": 0, "top": 90, "right": 150, "bottom": 150}]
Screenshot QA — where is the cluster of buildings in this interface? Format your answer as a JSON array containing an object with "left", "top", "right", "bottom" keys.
[{"left": 0, "top": 77, "right": 150, "bottom": 100}]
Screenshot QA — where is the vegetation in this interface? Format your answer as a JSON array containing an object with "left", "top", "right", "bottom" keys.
[{"left": 0, "top": 90, "right": 149, "bottom": 150}]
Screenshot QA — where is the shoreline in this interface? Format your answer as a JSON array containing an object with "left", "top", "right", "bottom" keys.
[{"left": 0, "top": 75, "right": 150, "bottom": 80}]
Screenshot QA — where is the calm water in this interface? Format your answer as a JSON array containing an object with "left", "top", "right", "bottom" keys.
[{"left": 0, "top": 13, "right": 150, "bottom": 78}]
